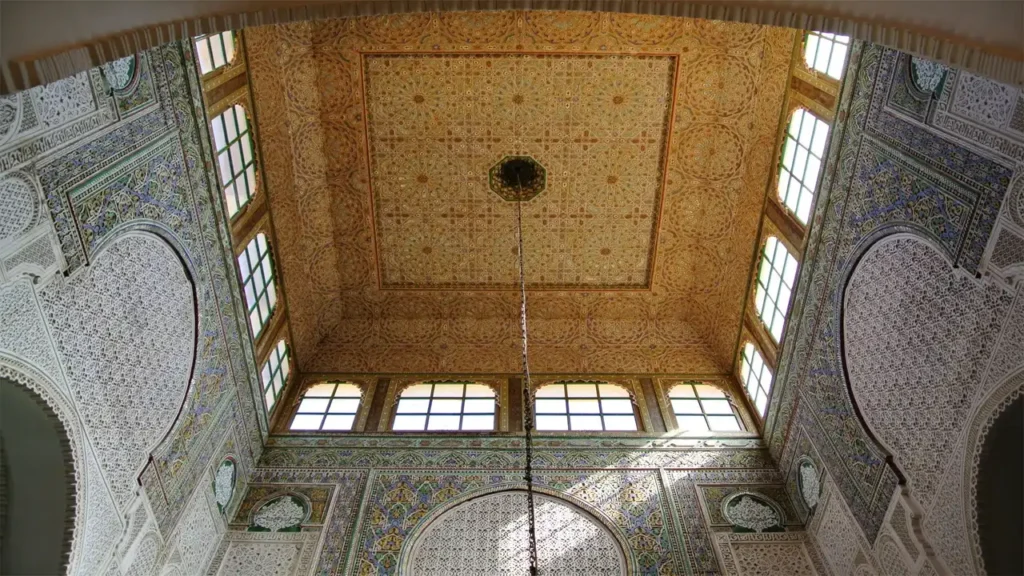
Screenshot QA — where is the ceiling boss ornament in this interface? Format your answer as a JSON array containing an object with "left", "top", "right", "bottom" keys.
[{"left": 490, "top": 156, "right": 546, "bottom": 202}]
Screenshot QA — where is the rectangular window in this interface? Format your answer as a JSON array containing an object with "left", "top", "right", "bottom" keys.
[
  {"left": 740, "top": 343, "right": 773, "bottom": 417},
  {"left": 237, "top": 233, "right": 277, "bottom": 339},
  {"left": 194, "top": 31, "right": 237, "bottom": 75},
  {"left": 534, "top": 382, "right": 637, "bottom": 431},
  {"left": 754, "top": 236, "right": 798, "bottom": 343},
  {"left": 804, "top": 32, "right": 850, "bottom": 80},
  {"left": 392, "top": 382, "right": 496, "bottom": 431},
  {"left": 669, "top": 383, "right": 743, "bottom": 432},
  {"left": 212, "top": 104, "right": 257, "bottom": 218},
  {"left": 779, "top": 109, "right": 829, "bottom": 225},
  {"left": 291, "top": 382, "right": 363, "bottom": 431},
  {"left": 261, "top": 340, "right": 290, "bottom": 412}
]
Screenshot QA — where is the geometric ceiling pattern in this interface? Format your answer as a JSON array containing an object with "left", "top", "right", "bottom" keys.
[{"left": 246, "top": 12, "right": 795, "bottom": 374}]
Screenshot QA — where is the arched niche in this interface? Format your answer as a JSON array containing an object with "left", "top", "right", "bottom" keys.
[
  {"left": 0, "top": 377, "right": 75, "bottom": 575},
  {"left": 840, "top": 233, "right": 1013, "bottom": 510},
  {"left": 38, "top": 230, "right": 198, "bottom": 509},
  {"left": 403, "top": 489, "right": 629, "bottom": 576},
  {"left": 967, "top": 369, "right": 1024, "bottom": 576}
]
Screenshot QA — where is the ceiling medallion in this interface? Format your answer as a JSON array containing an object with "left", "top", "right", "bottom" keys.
[{"left": 489, "top": 155, "right": 546, "bottom": 202}]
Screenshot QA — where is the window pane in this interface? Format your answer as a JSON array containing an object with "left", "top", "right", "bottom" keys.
[
  {"left": 432, "top": 384, "right": 465, "bottom": 397},
  {"left": 566, "top": 383, "right": 597, "bottom": 397},
  {"left": 603, "top": 415, "right": 637, "bottom": 431},
  {"left": 569, "top": 415, "right": 603, "bottom": 430},
  {"left": 297, "top": 398, "right": 330, "bottom": 413},
  {"left": 427, "top": 415, "right": 461, "bottom": 430},
  {"left": 535, "top": 385, "right": 564, "bottom": 397},
  {"left": 677, "top": 415, "right": 710, "bottom": 432},
  {"left": 708, "top": 415, "right": 741, "bottom": 431},
  {"left": 463, "top": 399, "right": 495, "bottom": 414},
  {"left": 305, "top": 383, "right": 336, "bottom": 397},
  {"left": 598, "top": 384, "right": 630, "bottom": 397},
  {"left": 335, "top": 383, "right": 362, "bottom": 397},
  {"left": 402, "top": 384, "right": 433, "bottom": 397},
  {"left": 600, "top": 399, "right": 633, "bottom": 414},
  {"left": 397, "top": 398, "right": 429, "bottom": 414},
  {"left": 464, "top": 384, "right": 495, "bottom": 397},
  {"left": 694, "top": 384, "right": 725, "bottom": 398},
  {"left": 536, "top": 415, "right": 568, "bottom": 431},
  {"left": 329, "top": 398, "right": 360, "bottom": 413},
  {"left": 461, "top": 415, "right": 494, "bottom": 431},
  {"left": 393, "top": 415, "right": 427, "bottom": 431},
  {"left": 701, "top": 399, "right": 734, "bottom": 415},
  {"left": 290, "top": 414, "right": 323, "bottom": 431},
  {"left": 671, "top": 399, "right": 702, "bottom": 414},
  {"left": 669, "top": 384, "right": 696, "bottom": 398},
  {"left": 536, "top": 399, "right": 567, "bottom": 414},
  {"left": 322, "top": 414, "right": 356, "bottom": 431},
  {"left": 430, "top": 399, "right": 463, "bottom": 413},
  {"left": 568, "top": 399, "right": 600, "bottom": 414}
]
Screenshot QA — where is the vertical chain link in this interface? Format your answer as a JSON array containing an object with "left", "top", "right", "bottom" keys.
[{"left": 515, "top": 175, "right": 540, "bottom": 576}]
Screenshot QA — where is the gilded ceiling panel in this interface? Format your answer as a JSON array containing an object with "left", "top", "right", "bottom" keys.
[{"left": 246, "top": 12, "right": 795, "bottom": 374}]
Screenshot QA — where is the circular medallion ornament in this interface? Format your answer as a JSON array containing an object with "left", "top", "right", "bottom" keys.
[
  {"left": 910, "top": 57, "right": 947, "bottom": 94},
  {"left": 722, "top": 492, "right": 783, "bottom": 532},
  {"left": 251, "top": 495, "right": 307, "bottom": 532},
  {"left": 102, "top": 55, "right": 137, "bottom": 92},
  {"left": 213, "top": 458, "right": 236, "bottom": 513},
  {"left": 797, "top": 458, "right": 821, "bottom": 509},
  {"left": 489, "top": 155, "right": 546, "bottom": 202}
]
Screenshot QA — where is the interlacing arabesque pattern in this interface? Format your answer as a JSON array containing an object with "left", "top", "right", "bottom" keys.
[
  {"left": 245, "top": 12, "right": 796, "bottom": 374},
  {"left": 410, "top": 491, "right": 624, "bottom": 575}
]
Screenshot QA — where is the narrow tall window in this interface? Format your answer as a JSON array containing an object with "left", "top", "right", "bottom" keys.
[
  {"left": 754, "top": 236, "right": 798, "bottom": 343},
  {"left": 534, "top": 382, "right": 637, "bottom": 432},
  {"left": 740, "top": 343, "right": 773, "bottom": 417},
  {"left": 291, "top": 382, "right": 362, "bottom": 431},
  {"left": 393, "top": 382, "right": 496, "bottom": 431},
  {"left": 669, "top": 383, "right": 742, "bottom": 432},
  {"left": 238, "top": 233, "right": 277, "bottom": 339},
  {"left": 194, "top": 31, "right": 237, "bottom": 75},
  {"left": 261, "top": 340, "right": 290, "bottom": 412},
  {"left": 212, "top": 105, "right": 257, "bottom": 217},
  {"left": 804, "top": 32, "right": 849, "bottom": 80},
  {"left": 779, "top": 109, "right": 829, "bottom": 224}
]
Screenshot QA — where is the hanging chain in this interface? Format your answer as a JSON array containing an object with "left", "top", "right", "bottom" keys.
[{"left": 515, "top": 175, "right": 540, "bottom": 576}]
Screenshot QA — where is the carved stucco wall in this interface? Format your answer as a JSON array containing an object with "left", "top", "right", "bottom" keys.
[
  {"left": 0, "top": 42, "right": 264, "bottom": 575},
  {"left": 769, "top": 40, "right": 1024, "bottom": 576},
  {"left": 198, "top": 436, "right": 833, "bottom": 576}
]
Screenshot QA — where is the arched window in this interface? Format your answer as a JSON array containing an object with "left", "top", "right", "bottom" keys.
[
  {"left": 238, "top": 233, "right": 277, "bottom": 338},
  {"left": 668, "top": 383, "right": 742, "bottom": 432},
  {"left": 212, "top": 104, "right": 257, "bottom": 218},
  {"left": 804, "top": 32, "right": 850, "bottom": 79},
  {"left": 194, "top": 31, "right": 237, "bottom": 75},
  {"left": 754, "top": 236, "right": 798, "bottom": 343},
  {"left": 393, "top": 382, "right": 496, "bottom": 431},
  {"left": 261, "top": 340, "right": 290, "bottom": 411},
  {"left": 739, "top": 343, "right": 773, "bottom": 417},
  {"left": 291, "top": 382, "right": 363, "bottom": 431},
  {"left": 779, "top": 109, "right": 829, "bottom": 224},
  {"left": 534, "top": 382, "right": 637, "bottom": 431}
]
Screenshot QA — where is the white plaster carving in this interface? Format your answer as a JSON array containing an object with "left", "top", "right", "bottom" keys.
[
  {"left": 123, "top": 531, "right": 160, "bottom": 576},
  {"left": 409, "top": 491, "right": 625, "bottom": 576},
  {"left": 33, "top": 73, "right": 96, "bottom": 129},
  {"left": 876, "top": 535, "right": 911, "bottom": 576},
  {"left": 0, "top": 95, "right": 19, "bottom": 144},
  {"left": 910, "top": 58, "right": 946, "bottom": 94},
  {"left": 173, "top": 484, "right": 220, "bottom": 576},
  {"left": 0, "top": 279, "right": 64, "bottom": 389},
  {"left": 0, "top": 171, "right": 38, "bottom": 242},
  {"left": 76, "top": 446, "right": 123, "bottom": 576},
  {"left": 799, "top": 459, "right": 821, "bottom": 509},
  {"left": 103, "top": 56, "right": 136, "bottom": 91},
  {"left": 216, "top": 541, "right": 302, "bottom": 576},
  {"left": 811, "top": 483, "right": 863, "bottom": 576},
  {"left": 214, "top": 460, "right": 235, "bottom": 510},
  {"left": 39, "top": 233, "right": 195, "bottom": 508},
  {"left": 844, "top": 236, "right": 1012, "bottom": 508},
  {"left": 951, "top": 73, "right": 1018, "bottom": 129},
  {"left": 253, "top": 497, "right": 305, "bottom": 532},
  {"left": 723, "top": 494, "right": 782, "bottom": 532}
]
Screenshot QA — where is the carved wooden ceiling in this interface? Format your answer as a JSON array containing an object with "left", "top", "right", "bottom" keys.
[{"left": 246, "top": 11, "right": 795, "bottom": 375}]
